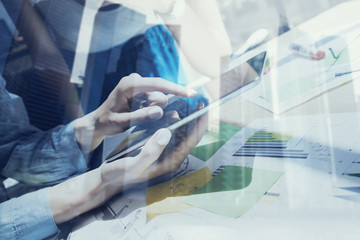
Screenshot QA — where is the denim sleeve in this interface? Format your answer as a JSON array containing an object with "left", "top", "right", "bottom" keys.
[
  {"left": 1, "top": 121, "right": 89, "bottom": 185},
  {"left": 0, "top": 75, "right": 89, "bottom": 185},
  {"left": 0, "top": 188, "right": 58, "bottom": 240}
]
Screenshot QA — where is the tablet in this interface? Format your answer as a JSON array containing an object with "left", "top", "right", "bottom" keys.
[{"left": 106, "top": 51, "right": 267, "bottom": 162}]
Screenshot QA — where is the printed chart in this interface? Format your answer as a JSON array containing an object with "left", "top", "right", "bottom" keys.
[{"left": 242, "top": 22, "right": 360, "bottom": 113}]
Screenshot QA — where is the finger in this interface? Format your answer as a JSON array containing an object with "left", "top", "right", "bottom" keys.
[
  {"left": 196, "top": 102, "right": 205, "bottom": 110},
  {"left": 110, "top": 106, "right": 164, "bottom": 128},
  {"left": 101, "top": 129, "right": 171, "bottom": 186},
  {"left": 164, "top": 110, "right": 181, "bottom": 125},
  {"left": 145, "top": 114, "right": 209, "bottom": 179},
  {"left": 146, "top": 91, "right": 168, "bottom": 108},
  {"left": 131, "top": 92, "right": 168, "bottom": 110},
  {"left": 122, "top": 73, "right": 197, "bottom": 98},
  {"left": 133, "top": 128, "right": 172, "bottom": 173}
]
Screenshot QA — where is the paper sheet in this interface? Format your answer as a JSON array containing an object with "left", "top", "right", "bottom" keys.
[
  {"left": 242, "top": 22, "right": 360, "bottom": 114},
  {"left": 191, "top": 123, "right": 241, "bottom": 161},
  {"left": 183, "top": 166, "right": 283, "bottom": 218},
  {"left": 146, "top": 167, "right": 212, "bottom": 219}
]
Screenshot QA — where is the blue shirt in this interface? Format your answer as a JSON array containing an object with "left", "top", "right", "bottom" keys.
[
  {"left": 0, "top": 76, "right": 88, "bottom": 184},
  {"left": 0, "top": 188, "right": 58, "bottom": 240},
  {"left": 0, "top": 75, "right": 88, "bottom": 239}
]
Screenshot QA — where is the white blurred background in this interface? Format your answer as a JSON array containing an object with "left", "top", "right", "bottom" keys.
[{"left": 217, "top": 0, "right": 350, "bottom": 51}]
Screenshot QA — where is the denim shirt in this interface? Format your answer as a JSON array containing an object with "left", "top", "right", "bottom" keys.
[
  {"left": 0, "top": 75, "right": 88, "bottom": 239},
  {"left": 0, "top": 188, "right": 58, "bottom": 239},
  {"left": 0, "top": 75, "right": 88, "bottom": 184}
]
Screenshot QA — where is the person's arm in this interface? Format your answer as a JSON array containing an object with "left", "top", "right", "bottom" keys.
[
  {"left": 49, "top": 128, "right": 171, "bottom": 223},
  {"left": 0, "top": 188, "right": 58, "bottom": 240},
  {"left": 1, "top": 73, "right": 194, "bottom": 184},
  {"left": 50, "top": 109, "right": 207, "bottom": 224},
  {"left": 1, "top": 121, "right": 89, "bottom": 185},
  {"left": 0, "top": 113, "right": 205, "bottom": 240},
  {"left": 0, "top": 75, "right": 88, "bottom": 185},
  {"left": 0, "top": 129, "right": 170, "bottom": 239},
  {"left": 0, "top": 75, "right": 204, "bottom": 239}
]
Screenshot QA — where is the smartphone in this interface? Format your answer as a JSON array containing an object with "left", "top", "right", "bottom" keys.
[{"left": 106, "top": 51, "right": 267, "bottom": 162}]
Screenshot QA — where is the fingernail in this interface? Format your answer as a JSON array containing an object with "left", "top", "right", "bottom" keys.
[
  {"left": 197, "top": 102, "right": 205, "bottom": 110},
  {"left": 156, "top": 129, "right": 172, "bottom": 146},
  {"left": 149, "top": 107, "right": 163, "bottom": 120}
]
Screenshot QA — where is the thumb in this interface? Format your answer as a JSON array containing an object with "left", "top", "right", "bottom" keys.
[
  {"left": 100, "top": 128, "right": 171, "bottom": 185},
  {"left": 134, "top": 128, "right": 172, "bottom": 173}
]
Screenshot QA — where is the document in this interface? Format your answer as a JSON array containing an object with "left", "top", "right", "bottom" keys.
[
  {"left": 191, "top": 123, "right": 241, "bottom": 161},
  {"left": 242, "top": 22, "right": 360, "bottom": 113},
  {"left": 146, "top": 167, "right": 212, "bottom": 219},
  {"left": 184, "top": 166, "right": 283, "bottom": 218}
]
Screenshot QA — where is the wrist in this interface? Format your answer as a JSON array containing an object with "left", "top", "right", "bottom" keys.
[
  {"left": 74, "top": 111, "right": 105, "bottom": 153},
  {"left": 49, "top": 168, "right": 105, "bottom": 224}
]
